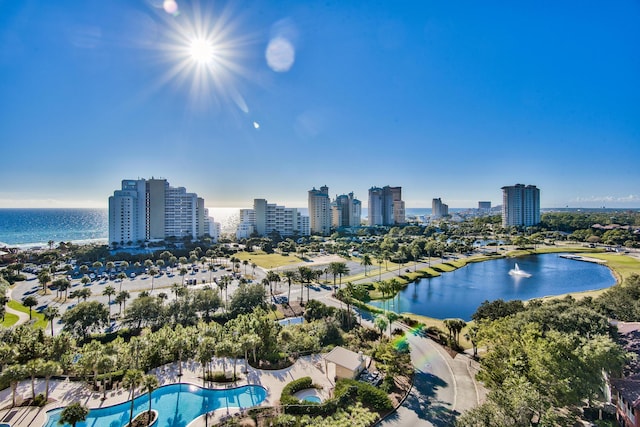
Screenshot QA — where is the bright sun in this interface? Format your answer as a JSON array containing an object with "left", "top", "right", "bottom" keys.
[{"left": 188, "top": 38, "right": 214, "bottom": 64}]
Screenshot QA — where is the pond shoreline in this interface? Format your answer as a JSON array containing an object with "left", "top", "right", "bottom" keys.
[{"left": 361, "top": 247, "right": 639, "bottom": 321}]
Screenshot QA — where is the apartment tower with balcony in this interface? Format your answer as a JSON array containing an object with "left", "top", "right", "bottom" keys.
[{"left": 501, "top": 184, "right": 540, "bottom": 227}]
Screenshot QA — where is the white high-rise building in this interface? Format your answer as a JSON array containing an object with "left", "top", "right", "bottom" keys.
[
  {"left": 501, "top": 184, "right": 540, "bottom": 227},
  {"left": 308, "top": 186, "right": 331, "bottom": 235},
  {"left": 368, "top": 186, "right": 405, "bottom": 226},
  {"left": 108, "top": 178, "right": 214, "bottom": 246},
  {"left": 236, "top": 199, "right": 310, "bottom": 239}
]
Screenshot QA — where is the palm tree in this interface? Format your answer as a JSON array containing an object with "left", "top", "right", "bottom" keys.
[
  {"left": 376, "top": 253, "right": 384, "bottom": 281},
  {"left": 361, "top": 254, "right": 372, "bottom": 276},
  {"left": 92, "top": 261, "right": 103, "bottom": 275},
  {"left": 58, "top": 402, "right": 89, "bottom": 427},
  {"left": 96, "top": 355, "right": 115, "bottom": 400},
  {"left": 149, "top": 267, "right": 158, "bottom": 291},
  {"left": 117, "top": 272, "right": 127, "bottom": 291},
  {"left": 282, "top": 270, "right": 296, "bottom": 307},
  {"left": 59, "top": 279, "right": 70, "bottom": 301},
  {"left": 103, "top": 285, "right": 116, "bottom": 317},
  {"left": 42, "top": 360, "right": 62, "bottom": 402},
  {"left": 80, "top": 276, "right": 90, "bottom": 287},
  {"left": 377, "top": 280, "right": 391, "bottom": 311},
  {"left": 266, "top": 270, "right": 280, "bottom": 295},
  {"left": 37, "top": 270, "right": 51, "bottom": 292},
  {"left": 388, "top": 278, "right": 402, "bottom": 310},
  {"left": 1, "top": 365, "right": 25, "bottom": 407},
  {"left": 179, "top": 267, "right": 188, "bottom": 285},
  {"left": 123, "top": 369, "right": 144, "bottom": 426},
  {"left": 43, "top": 306, "right": 60, "bottom": 336},
  {"left": 115, "top": 291, "right": 129, "bottom": 315},
  {"left": 118, "top": 290, "right": 130, "bottom": 313},
  {"left": 297, "top": 266, "right": 313, "bottom": 303},
  {"left": 142, "top": 374, "right": 159, "bottom": 424},
  {"left": 343, "top": 282, "right": 355, "bottom": 329},
  {"left": 26, "top": 358, "right": 44, "bottom": 400},
  {"left": 242, "top": 259, "right": 249, "bottom": 275},
  {"left": 23, "top": 295, "right": 37, "bottom": 320},
  {"left": 158, "top": 292, "right": 168, "bottom": 305},
  {"left": 329, "top": 262, "right": 349, "bottom": 293}
]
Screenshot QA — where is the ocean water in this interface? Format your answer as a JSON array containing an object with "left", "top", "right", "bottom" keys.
[
  {"left": 0, "top": 207, "right": 452, "bottom": 248},
  {"left": 0, "top": 208, "right": 109, "bottom": 248}
]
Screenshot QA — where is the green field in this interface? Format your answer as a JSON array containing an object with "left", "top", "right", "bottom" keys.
[
  {"left": 0, "top": 312, "right": 19, "bottom": 328},
  {"left": 233, "top": 251, "right": 305, "bottom": 269},
  {"left": 7, "top": 299, "right": 47, "bottom": 329}
]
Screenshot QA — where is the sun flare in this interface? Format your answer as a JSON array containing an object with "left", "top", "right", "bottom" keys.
[
  {"left": 151, "top": 1, "right": 257, "bottom": 112},
  {"left": 188, "top": 38, "right": 215, "bottom": 64}
]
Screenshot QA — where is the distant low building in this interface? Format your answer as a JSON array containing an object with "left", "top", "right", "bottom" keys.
[
  {"left": 236, "top": 198, "right": 309, "bottom": 239},
  {"left": 478, "top": 201, "right": 491, "bottom": 211}
]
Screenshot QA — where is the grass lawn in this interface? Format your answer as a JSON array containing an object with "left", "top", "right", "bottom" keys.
[
  {"left": 1, "top": 312, "right": 19, "bottom": 328},
  {"left": 506, "top": 246, "right": 602, "bottom": 258},
  {"left": 402, "top": 313, "right": 474, "bottom": 350},
  {"left": 583, "top": 253, "right": 640, "bottom": 282},
  {"left": 7, "top": 299, "right": 47, "bottom": 329},
  {"left": 233, "top": 251, "right": 304, "bottom": 269}
]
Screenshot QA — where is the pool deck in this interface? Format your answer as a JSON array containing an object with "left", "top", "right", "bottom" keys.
[{"left": 0, "top": 354, "right": 334, "bottom": 427}]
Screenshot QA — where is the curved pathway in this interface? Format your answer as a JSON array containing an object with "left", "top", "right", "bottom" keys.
[{"left": 4, "top": 288, "right": 30, "bottom": 327}]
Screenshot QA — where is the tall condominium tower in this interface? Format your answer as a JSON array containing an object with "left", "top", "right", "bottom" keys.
[
  {"left": 332, "top": 192, "right": 362, "bottom": 228},
  {"left": 308, "top": 186, "right": 331, "bottom": 235},
  {"left": 368, "top": 186, "right": 405, "bottom": 226},
  {"left": 432, "top": 198, "right": 449, "bottom": 218},
  {"left": 109, "top": 178, "right": 212, "bottom": 246},
  {"left": 501, "top": 184, "right": 540, "bottom": 227}
]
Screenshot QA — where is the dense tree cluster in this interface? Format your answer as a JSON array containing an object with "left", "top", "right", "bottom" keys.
[{"left": 458, "top": 297, "right": 629, "bottom": 426}]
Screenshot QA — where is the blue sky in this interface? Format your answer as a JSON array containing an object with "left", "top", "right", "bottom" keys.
[{"left": 1, "top": 0, "right": 638, "bottom": 209}]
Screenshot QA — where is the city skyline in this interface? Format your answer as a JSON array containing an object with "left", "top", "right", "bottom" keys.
[{"left": 1, "top": 1, "right": 639, "bottom": 209}]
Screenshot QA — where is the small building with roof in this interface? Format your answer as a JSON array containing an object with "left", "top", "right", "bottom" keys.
[{"left": 323, "top": 346, "right": 367, "bottom": 381}]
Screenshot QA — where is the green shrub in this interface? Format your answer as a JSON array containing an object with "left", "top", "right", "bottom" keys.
[
  {"left": 280, "top": 376, "right": 313, "bottom": 405},
  {"left": 335, "top": 379, "right": 392, "bottom": 411},
  {"left": 32, "top": 393, "right": 47, "bottom": 407}
]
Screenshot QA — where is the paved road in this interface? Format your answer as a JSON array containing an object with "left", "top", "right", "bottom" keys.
[{"left": 378, "top": 329, "right": 483, "bottom": 427}]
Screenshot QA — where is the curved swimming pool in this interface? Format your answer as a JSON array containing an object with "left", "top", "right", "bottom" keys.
[{"left": 45, "top": 383, "right": 267, "bottom": 427}]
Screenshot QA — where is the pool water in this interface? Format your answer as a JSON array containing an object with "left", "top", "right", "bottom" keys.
[
  {"left": 45, "top": 383, "right": 267, "bottom": 427},
  {"left": 303, "top": 395, "right": 322, "bottom": 403},
  {"left": 278, "top": 316, "right": 304, "bottom": 326}
]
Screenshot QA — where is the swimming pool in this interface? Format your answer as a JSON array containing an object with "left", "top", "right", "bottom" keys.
[
  {"left": 45, "top": 383, "right": 267, "bottom": 427},
  {"left": 303, "top": 395, "right": 321, "bottom": 403},
  {"left": 278, "top": 316, "right": 304, "bottom": 326}
]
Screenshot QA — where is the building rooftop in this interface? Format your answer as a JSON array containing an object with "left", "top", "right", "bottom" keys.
[{"left": 324, "top": 346, "right": 364, "bottom": 371}]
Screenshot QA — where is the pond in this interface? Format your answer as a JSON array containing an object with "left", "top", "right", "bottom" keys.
[
  {"left": 369, "top": 253, "right": 616, "bottom": 321},
  {"left": 45, "top": 383, "right": 267, "bottom": 427}
]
